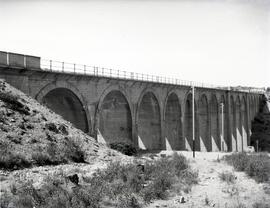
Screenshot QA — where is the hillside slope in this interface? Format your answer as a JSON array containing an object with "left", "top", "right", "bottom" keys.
[{"left": 0, "top": 79, "right": 126, "bottom": 169}]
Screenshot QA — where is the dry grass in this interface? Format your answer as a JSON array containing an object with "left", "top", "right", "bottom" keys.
[
  {"left": 0, "top": 153, "right": 198, "bottom": 208},
  {"left": 224, "top": 152, "right": 270, "bottom": 183},
  {"left": 219, "top": 171, "right": 236, "bottom": 184}
]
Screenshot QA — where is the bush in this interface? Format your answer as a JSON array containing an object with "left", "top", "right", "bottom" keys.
[
  {"left": 0, "top": 152, "right": 31, "bottom": 170},
  {"left": 245, "top": 154, "right": 270, "bottom": 183},
  {"left": 224, "top": 152, "right": 249, "bottom": 171},
  {"left": 219, "top": 171, "right": 236, "bottom": 184},
  {"left": 110, "top": 142, "right": 137, "bottom": 156},
  {"left": 2, "top": 154, "right": 197, "bottom": 208},
  {"left": 0, "top": 91, "right": 30, "bottom": 115},
  {"left": 252, "top": 202, "right": 270, "bottom": 208},
  {"left": 225, "top": 152, "right": 270, "bottom": 183},
  {"left": 32, "top": 152, "right": 61, "bottom": 166},
  {"left": 63, "top": 139, "right": 85, "bottom": 163}
]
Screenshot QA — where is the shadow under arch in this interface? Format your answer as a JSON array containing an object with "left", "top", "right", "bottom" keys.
[
  {"left": 198, "top": 94, "right": 210, "bottom": 151},
  {"left": 241, "top": 96, "right": 248, "bottom": 149},
  {"left": 220, "top": 95, "right": 228, "bottom": 151},
  {"left": 40, "top": 87, "right": 89, "bottom": 133},
  {"left": 229, "top": 95, "right": 237, "bottom": 151},
  {"left": 235, "top": 96, "right": 242, "bottom": 152},
  {"left": 183, "top": 93, "right": 200, "bottom": 151},
  {"left": 96, "top": 89, "right": 132, "bottom": 145},
  {"left": 164, "top": 92, "right": 183, "bottom": 150},
  {"left": 136, "top": 90, "right": 161, "bottom": 150},
  {"left": 210, "top": 94, "right": 220, "bottom": 151}
]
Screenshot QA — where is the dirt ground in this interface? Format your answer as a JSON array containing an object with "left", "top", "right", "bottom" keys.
[{"left": 145, "top": 151, "right": 270, "bottom": 208}]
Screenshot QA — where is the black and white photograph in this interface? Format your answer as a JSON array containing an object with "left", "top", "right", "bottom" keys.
[{"left": 0, "top": 0, "right": 270, "bottom": 207}]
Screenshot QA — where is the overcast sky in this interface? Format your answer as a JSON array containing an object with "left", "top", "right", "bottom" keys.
[{"left": 0, "top": 0, "right": 269, "bottom": 88}]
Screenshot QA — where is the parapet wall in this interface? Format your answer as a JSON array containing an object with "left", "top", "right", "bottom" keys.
[{"left": 0, "top": 51, "right": 40, "bottom": 69}]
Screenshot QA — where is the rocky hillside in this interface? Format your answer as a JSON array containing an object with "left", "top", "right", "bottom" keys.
[
  {"left": 0, "top": 79, "right": 125, "bottom": 170},
  {"left": 251, "top": 91, "right": 270, "bottom": 152}
]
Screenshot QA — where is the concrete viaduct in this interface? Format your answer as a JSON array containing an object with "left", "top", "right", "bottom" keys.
[{"left": 0, "top": 52, "right": 264, "bottom": 152}]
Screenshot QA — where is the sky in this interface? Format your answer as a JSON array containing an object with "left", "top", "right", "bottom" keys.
[{"left": 0, "top": 0, "right": 269, "bottom": 88}]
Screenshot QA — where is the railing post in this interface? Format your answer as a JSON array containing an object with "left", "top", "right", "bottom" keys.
[
  {"left": 124, "top": 71, "right": 126, "bottom": 79},
  {"left": 84, "top": 65, "right": 86, "bottom": 75},
  {"left": 102, "top": 68, "right": 104, "bottom": 76},
  {"left": 96, "top": 67, "right": 99, "bottom": 76},
  {"left": 110, "top": 69, "right": 112, "bottom": 77},
  {"left": 74, "top": 64, "right": 76, "bottom": 74},
  {"left": 50, "top": 60, "right": 52, "bottom": 71},
  {"left": 62, "top": 62, "right": 64, "bottom": 72},
  {"left": 7, "top": 52, "right": 9, "bottom": 66}
]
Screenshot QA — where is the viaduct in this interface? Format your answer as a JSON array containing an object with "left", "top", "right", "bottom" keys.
[{"left": 0, "top": 52, "right": 264, "bottom": 152}]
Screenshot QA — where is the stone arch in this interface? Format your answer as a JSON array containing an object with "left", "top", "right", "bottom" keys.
[
  {"left": 137, "top": 90, "right": 161, "bottom": 150},
  {"left": 235, "top": 96, "right": 242, "bottom": 152},
  {"left": 96, "top": 87, "right": 132, "bottom": 145},
  {"left": 198, "top": 94, "right": 210, "bottom": 151},
  {"left": 210, "top": 94, "right": 220, "bottom": 151},
  {"left": 183, "top": 93, "right": 200, "bottom": 151},
  {"left": 164, "top": 92, "right": 183, "bottom": 150},
  {"left": 220, "top": 95, "right": 228, "bottom": 151},
  {"left": 36, "top": 82, "right": 89, "bottom": 133},
  {"left": 241, "top": 96, "right": 248, "bottom": 149}
]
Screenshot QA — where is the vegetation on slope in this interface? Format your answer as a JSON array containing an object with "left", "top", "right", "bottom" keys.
[{"left": 1, "top": 153, "right": 198, "bottom": 208}]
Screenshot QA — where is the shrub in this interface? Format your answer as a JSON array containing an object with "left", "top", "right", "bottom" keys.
[
  {"left": 252, "top": 202, "right": 270, "bottom": 208},
  {"left": 2, "top": 154, "right": 197, "bottom": 208},
  {"left": 0, "top": 91, "right": 30, "bottom": 115},
  {"left": 141, "top": 170, "right": 173, "bottom": 202},
  {"left": 110, "top": 142, "right": 137, "bottom": 156},
  {"left": 225, "top": 152, "right": 270, "bottom": 183},
  {"left": 224, "top": 152, "right": 249, "bottom": 171},
  {"left": 219, "top": 171, "right": 236, "bottom": 184},
  {"left": 63, "top": 139, "right": 85, "bottom": 163},
  {"left": 0, "top": 152, "right": 31, "bottom": 170},
  {"left": 32, "top": 152, "right": 61, "bottom": 166},
  {"left": 245, "top": 154, "right": 270, "bottom": 183}
]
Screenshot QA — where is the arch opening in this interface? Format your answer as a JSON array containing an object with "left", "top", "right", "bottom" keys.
[
  {"left": 210, "top": 95, "right": 220, "bottom": 151},
  {"left": 98, "top": 90, "right": 132, "bottom": 144},
  {"left": 236, "top": 96, "right": 242, "bottom": 152},
  {"left": 42, "top": 88, "right": 89, "bottom": 132},
  {"left": 230, "top": 96, "right": 236, "bottom": 151},
  {"left": 198, "top": 95, "right": 210, "bottom": 151},
  {"left": 165, "top": 93, "right": 183, "bottom": 150},
  {"left": 184, "top": 94, "right": 200, "bottom": 151},
  {"left": 220, "top": 96, "right": 228, "bottom": 151},
  {"left": 138, "top": 92, "right": 161, "bottom": 150},
  {"left": 241, "top": 97, "right": 248, "bottom": 149}
]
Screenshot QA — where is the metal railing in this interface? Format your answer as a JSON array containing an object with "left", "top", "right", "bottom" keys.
[{"left": 40, "top": 59, "right": 265, "bottom": 94}]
